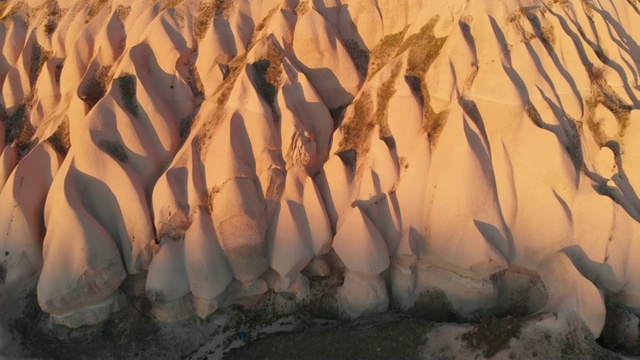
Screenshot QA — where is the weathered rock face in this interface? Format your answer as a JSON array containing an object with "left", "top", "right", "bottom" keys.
[{"left": 1, "top": 0, "right": 640, "bottom": 355}]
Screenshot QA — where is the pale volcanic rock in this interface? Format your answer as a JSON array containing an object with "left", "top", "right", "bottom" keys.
[{"left": 0, "top": 2, "right": 639, "bottom": 357}]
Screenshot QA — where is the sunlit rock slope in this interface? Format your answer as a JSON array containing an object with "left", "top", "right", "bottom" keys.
[{"left": 1, "top": 0, "right": 640, "bottom": 354}]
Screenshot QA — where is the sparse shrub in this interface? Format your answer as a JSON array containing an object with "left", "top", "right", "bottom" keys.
[
  {"left": 525, "top": 101, "right": 544, "bottom": 129},
  {"left": 54, "top": 61, "right": 63, "bottom": 83},
  {"left": 87, "top": 0, "right": 109, "bottom": 20},
  {"left": 186, "top": 62, "right": 204, "bottom": 98},
  {"left": 254, "top": 6, "right": 277, "bottom": 33},
  {"left": 162, "top": 0, "right": 183, "bottom": 10},
  {"left": 99, "top": 139, "right": 128, "bottom": 162},
  {"left": 541, "top": 23, "right": 556, "bottom": 46},
  {"left": 43, "top": 0, "right": 60, "bottom": 35},
  {"left": 585, "top": 66, "right": 633, "bottom": 141},
  {"left": 295, "top": 0, "right": 309, "bottom": 16},
  {"left": 581, "top": 0, "right": 596, "bottom": 18},
  {"left": 588, "top": 65, "right": 607, "bottom": 84},
  {"left": 116, "top": 4, "right": 131, "bottom": 20},
  {"left": 194, "top": 0, "right": 235, "bottom": 39},
  {"left": 214, "top": 0, "right": 235, "bottom": 17},
  {"left": 194, "top": 1, "right": 215, "bottom": 39},
  {"left": 157, "top": 209, "right": 191, "bottom": 241}
]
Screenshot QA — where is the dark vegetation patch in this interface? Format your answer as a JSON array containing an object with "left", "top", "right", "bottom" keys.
[
  {"left": 118, "top": 74, "right": 139, "bottom": 117},
  {"left": 162, "top": 0, "right": 184, "bottom": 10},
  {"left": 79, "top": 65, "right": 112, "bottom": 110},
  {"left": 343, "top": 39, "right": 370, "bottom": 78},
  {"left": 368, "top": 28, "right": 408, "bottom": 77},
  {"left": 44, "top": 0, "right": 60, "bottom": 35},
  {"left": 251, "top": 42, "right": 283, "bottom": 111},
  {"left": 295, "top": 0, "right": 309, "bottom": 16},
  {"left": 2, "top": 103, "right": 35, "bottom": 156},
  {"left": 186, "top": 62, "right": 205, "bottom": 99},
  {"left": 99, "top": 139, "right": 128, "bottom": 162},
  {"left": 375, "top": 62, "right": 402, "bottom": 141},
  {"left": 336, "top": 90, "right": 374, "bottom": 160},
  {"left": 54, "top": 61, "right": 64, "bottom": 83},
  {"left": 30, "top": 42, "right": 51, "bottom": 87},
  {"left": 46, "top": 116, "right": 71, "bottom": 156},
  {"left": 194, "top": 0, "right": 235, "bottom": 39}
]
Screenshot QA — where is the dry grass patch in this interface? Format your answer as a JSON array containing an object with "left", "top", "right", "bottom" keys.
[
  {"left": 398, "top": 17, "right": 448, "bottom": 145},
  {"left": 87, "top": 0, "right": 109, "bottom": 21},
  {"left": 584, "top": 64, "right": 633, "bottom": 144},
  {"left": 30, "top": 43, "right": 52, "bottom": 87},
  {"left": 368, "top": 28, "right": 408, "bottom": 78},
  {"left": 375, "top": 61, "right": 402, "bottom": 140},
  {"left": 336, "top": 91, "right": 374, "bottom": 159}
]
